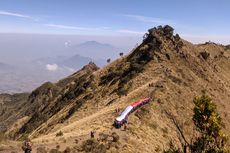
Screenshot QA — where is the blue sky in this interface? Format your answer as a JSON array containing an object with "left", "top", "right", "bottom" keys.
[{"left": 0, "top": 0, "right": 229, "bottom": 43}]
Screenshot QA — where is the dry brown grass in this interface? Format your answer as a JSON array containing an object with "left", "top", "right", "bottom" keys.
[{"left": 1, "top": 26, "right": 230, "bottom": 152}]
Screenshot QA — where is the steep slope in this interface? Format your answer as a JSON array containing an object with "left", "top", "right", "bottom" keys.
[
  {"left": 14, "top": 63, "right": 99, "bottom": 139},
  {"left": 1, "top": 25, "right": 230, "bottom": 152},
  {"left": 0, "top": 93, "right": 29, "bottom": 133}
]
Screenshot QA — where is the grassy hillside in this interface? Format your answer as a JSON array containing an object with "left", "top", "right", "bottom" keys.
[{"left": 0, "top": 25, "right": 230, "bottom": 153}]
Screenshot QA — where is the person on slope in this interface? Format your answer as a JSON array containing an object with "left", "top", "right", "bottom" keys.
[
  {"left": 22, "top": 138, "right": 32, "bottom": 153},
  {"left": 90, "top": 131, "right": 95, "bottom": 138},
  {"left": 123, "top": 120, "right": 128, "bottom": 131}
]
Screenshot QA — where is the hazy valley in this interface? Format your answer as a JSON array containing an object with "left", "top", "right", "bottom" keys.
[{"left": 0, "top": 36, "right": 125, "bottom": 93}]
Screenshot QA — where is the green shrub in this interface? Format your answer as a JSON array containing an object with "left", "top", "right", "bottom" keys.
[
  {"left": 191, "top": 95, "right": 229, "bottom": 152},
  {"left": 164, "top": 94, "right": 229, "bottom": 153}
]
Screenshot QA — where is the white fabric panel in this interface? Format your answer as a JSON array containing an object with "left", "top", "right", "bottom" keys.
[{"left": 116, "top": 106, "right": 133, "bottom": 122}]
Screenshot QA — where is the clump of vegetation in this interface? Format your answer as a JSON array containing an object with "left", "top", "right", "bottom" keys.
[
  {"left": 111, "top": 132, "right": 120, "bottom": 142},
  {"left": 224, "top": 45, "right": 230, "bottom": 50},
  {"left": 80, "top": 138, "right": 106, "bottom": 153},
  {"left": 149, "top": 121, "right": 158, "bottom": 130},
  {"left": 162, "top": 127, "right": 169, "bottom": 134},
  {"left": 78, "top": 132, "right": 120, "bottom": 153},
  {"left": 37, "top": 146, "right": 48, "bottom": 153},
  {"left": 56, "top": 131, "right": 64, "bottom": 137},
  {"left": 98, "top": 133, "right": 109, "bottom": 142},
  {"left": 63, "top": 147, "right": 71, "bottom": 153},
  {"left": 199, "top": 51, "right": 210, "bottom": 60},
  {"left": 164, "top": 94, "right": 229, "bottom": 153},
  {"left": 191, "top": 95, "right": 228, "bottom": 152},
  {"left": 117, "top": 87, "right": 128, "bottom": 97},
  {"left": 165, "top": 53, "right": 171, "bottom": 60}
]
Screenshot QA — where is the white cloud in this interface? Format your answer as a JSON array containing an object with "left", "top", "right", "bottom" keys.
[
  {"left": 124, "top": 14, "right": 174, "bottom": 25},
  {"left": 64, "top": 40, "right": 71, "bottom": 47},
  {"left": 118, "top": 29, "right": 145, "bottom": 35},
  {"left": 44, "top": 24, "right": 97, "bottom": 30},
  {"left": 0, "top": 10, "right": 38, "bottom": 21},
  {"left": 46, "top": 64, "right": 59, "bottom": 71}
]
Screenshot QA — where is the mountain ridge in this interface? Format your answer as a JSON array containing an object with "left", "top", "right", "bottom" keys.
[{"left": 0, "top": 25, "right": 230, "bottom": 152}]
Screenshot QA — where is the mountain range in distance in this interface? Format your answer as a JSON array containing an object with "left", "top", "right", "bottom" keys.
[
  {"left": 34, "top": 41, "right": 119, "bottom": 70},
  {"left": 70, "top": 40, "right": 120, "bottom": 60},
  {"left": 0, "top": 40, "right": 121, "bottom": 93}
]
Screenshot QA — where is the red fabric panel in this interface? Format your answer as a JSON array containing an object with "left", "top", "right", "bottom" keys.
[{"left": 130, "top": 98, "right": 150, "bottom": 107}]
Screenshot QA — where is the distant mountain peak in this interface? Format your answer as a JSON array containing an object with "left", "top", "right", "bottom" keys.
[
  {"left": 83, "top": 40, "right": 99, "bottom": 44},
  {"left": 72, "top": 40, "right": 119, "bottom": 60},
  {"left": 77, "top": 41, "right": 114, "bottom": 47}
]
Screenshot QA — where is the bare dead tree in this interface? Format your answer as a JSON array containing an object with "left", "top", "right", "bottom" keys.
[{"left": 164, "top": 110, "right": 189, "bottom": 153}]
